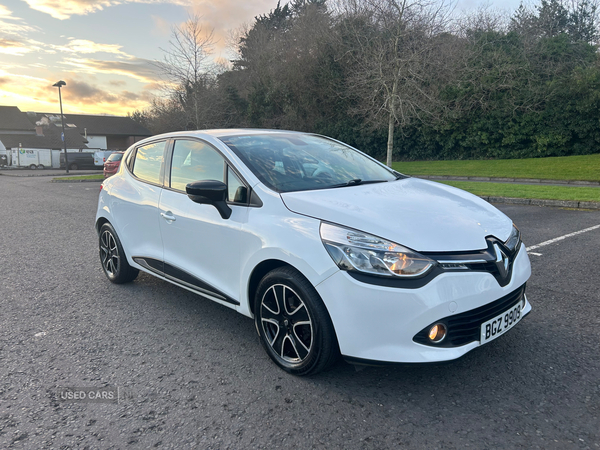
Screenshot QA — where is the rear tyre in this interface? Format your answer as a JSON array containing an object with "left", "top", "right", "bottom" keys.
[
  {"left": 29, "top": 164, "right": 37, "bottom": 170},
  {"left": 69, "top": 163, "right": 78, "bottom": 170},
  {"left": 254, "top": 267, "right": 339, "bottom": 375},
  {"left": 99, "top": 223, "right": 139, "bottom": 284},
  {"left": 37, "top": 164, "right": 44, "bottom": 169}
]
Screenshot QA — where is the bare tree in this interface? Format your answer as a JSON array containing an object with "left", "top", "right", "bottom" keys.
[
  {"left": 155, "top": 14, "right": 217, "bottom": 130},
  {"left": 338, "top": 0, "right": 456, "bottom": 165}
]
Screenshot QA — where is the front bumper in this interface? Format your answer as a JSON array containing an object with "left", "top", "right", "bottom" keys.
[{"left": 315, "top": 243, "right": 532, "bottom": 363}]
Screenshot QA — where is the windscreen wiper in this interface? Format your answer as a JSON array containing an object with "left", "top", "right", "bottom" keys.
[{"left": 326, "top": 179, "right": 388, "bottom": 189}]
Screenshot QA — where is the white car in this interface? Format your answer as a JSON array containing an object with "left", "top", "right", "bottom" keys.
[{"left": 96, "top": 129, "right": 531, "bottom": 375}]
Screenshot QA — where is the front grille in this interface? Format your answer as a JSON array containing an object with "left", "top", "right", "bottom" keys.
[{"left": 413, "top": 284, "right": 526, "bottom": 348}]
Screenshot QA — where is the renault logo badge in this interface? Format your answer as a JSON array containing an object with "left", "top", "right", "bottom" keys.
[{"left": 493, "top": 243, "right": 510, "bottom": 280}]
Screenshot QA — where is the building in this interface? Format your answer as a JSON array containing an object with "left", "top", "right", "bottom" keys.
[
  {"left": 46, "top": 113, "right": 152, "bottom": 151},
  {"left": 0, "top": 106, "right": 152, "bottom": 163}
]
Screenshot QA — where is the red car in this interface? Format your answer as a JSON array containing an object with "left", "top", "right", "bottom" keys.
[{"left": 103, "top": 152, "right": 124, "bottom": 178}]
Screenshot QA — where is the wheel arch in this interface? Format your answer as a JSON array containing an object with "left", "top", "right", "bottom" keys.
[
  {"left": 95, "top": 216, "right": 110, "bottom": 235},
  {"left": 247, "top": 259, "right": 291, "bottom": 316}
]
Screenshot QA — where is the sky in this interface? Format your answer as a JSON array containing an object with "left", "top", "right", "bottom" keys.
[{"left": 0, "top": 0, "right": 524, "bottom": 117}]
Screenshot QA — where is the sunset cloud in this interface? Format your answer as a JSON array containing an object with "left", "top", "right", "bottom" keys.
[
  {"left": 0, "top": 69, "right": 67, "bottom": 110},
  {"left": 65, "top": 79, "right": 148, "bottom": 104},
  {"left": 53, "top": 39, "right": 128, "bottom": 55},
  {"left": 20, "top": 0, "right": 278, "bottom": 45},
  {"left": 21, "top": 0, "right": 191, "bottom": 20},
  {"left": 0, "top": 6, "right": 39, "bottom": 37},
  {"left": 151, "top": 0, "right": 278, "bottom": 54},
  {"left": 2, "top": 0, "right": 282, "bottom": 116},
  {"left": 0, "top": 35, "right": 128, "bottom": 58},
  {"left": 0, "top": 70, "right": 152, "bottom": 115},
  {"left": 60, "top": 56, "right": 160, "bottom": 83},
  {"left": 0, "top": 5, "right": 13, "bottom": 17},
  {"left": 0, "top": 38, "right": 32, "bottom": 56}
]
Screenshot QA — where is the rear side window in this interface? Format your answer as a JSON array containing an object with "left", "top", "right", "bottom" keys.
[
  {"left": 132, "top": 142, "right": 165, "bottom": 185},
  {"left": 170, "top": 140, "right": 225, "bottom": 191}
]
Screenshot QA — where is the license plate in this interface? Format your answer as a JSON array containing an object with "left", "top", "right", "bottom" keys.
[{"left": 480, "top": 303, "right": 523, "bottom": 344}]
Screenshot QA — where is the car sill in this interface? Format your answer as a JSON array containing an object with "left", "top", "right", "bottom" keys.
[{"left": 133, "top": 257, "right": 240, "bottom": 306}]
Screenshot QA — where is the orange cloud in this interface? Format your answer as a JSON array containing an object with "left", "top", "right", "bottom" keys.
[
  {"left": 60, "top": 56, "right": 160, "bottom": 83},
  {"left": 0, "top": 70, "right": 153, "bottom": 115},
  {"left": 0, "top": 38, "right": 33, "bottom": 55},
  {"left": 185, "top": 0, "right": 279, "bottom": 53}
]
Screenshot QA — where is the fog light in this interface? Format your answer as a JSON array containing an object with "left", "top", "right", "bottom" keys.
[{"left": 428, "top": 323, "right": 447, "bottom": 343}]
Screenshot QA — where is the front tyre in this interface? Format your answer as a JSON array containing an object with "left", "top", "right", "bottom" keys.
[
  {"left": 99, "top": 223, "right": 139, "bottom": 284},
  {"left": 254, "top": 267, "right": 338, "bottom": 375}
]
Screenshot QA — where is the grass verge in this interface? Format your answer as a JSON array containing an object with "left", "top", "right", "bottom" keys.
[
  {"left": 53, "top": 174, "right": 104, "bottom": 181},
  {"left": 393, "top": 154, "right": 600, "bottom": 181},
  {"left": 441, "top": 181, "right": 600, "bottom": 202}
]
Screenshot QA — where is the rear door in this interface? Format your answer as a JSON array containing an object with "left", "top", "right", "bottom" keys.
[{"left": 111, "top": 139, "right": 167, "bottom": 273}]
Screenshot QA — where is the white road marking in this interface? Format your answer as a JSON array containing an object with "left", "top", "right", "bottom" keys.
[
  {"left": 528, "top": 252, "right": 543, "bottom": 256},
  {"left": 526, "top": 224, "right": 600, "bottom": 251}
]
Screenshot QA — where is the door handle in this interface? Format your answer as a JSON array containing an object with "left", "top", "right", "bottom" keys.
[{"left": 160, "top": 211, "right": 176, "bottom": 222}]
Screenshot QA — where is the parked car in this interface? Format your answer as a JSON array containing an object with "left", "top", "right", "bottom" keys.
[
  {"left": 60, "top": 152, "right": 97, "bottom": 170},
  {"left": 103, "top": 151, "right": 124, "bottom": 178},
  {"left": 96, "top": 130, "right": 532, "bottom": 375}
]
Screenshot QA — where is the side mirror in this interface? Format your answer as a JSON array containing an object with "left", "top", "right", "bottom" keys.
[{"left": 186, "top": 180, "right": 232, "bottom": 219}]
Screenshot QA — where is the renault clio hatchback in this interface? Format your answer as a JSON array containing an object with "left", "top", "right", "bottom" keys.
[{"left": 96, "top": 129, "right": 532, "bottom": 375}]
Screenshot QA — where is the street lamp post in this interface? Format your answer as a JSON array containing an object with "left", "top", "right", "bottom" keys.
[{"left": 52, "top": 80, "right": 69, "bottom": 174}]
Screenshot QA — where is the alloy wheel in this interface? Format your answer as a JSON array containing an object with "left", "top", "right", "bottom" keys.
[
  {"left": 100, "top": 230, "right": 120, "bottom": 277},
  {"left": 260, "top": 284, "right": 313, "bottom": 363}
]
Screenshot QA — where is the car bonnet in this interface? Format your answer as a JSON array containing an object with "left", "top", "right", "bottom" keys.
[{"left": 279, "top": 177, "right": 513, "bottom": 252}]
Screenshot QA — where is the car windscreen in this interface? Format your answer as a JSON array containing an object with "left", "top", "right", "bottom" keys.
[
  {"left": 107, "top": 153, "right": 123, "bottom": 162},
  {"left": 220, "top": 134, "right": 397, "bottom": 193}
]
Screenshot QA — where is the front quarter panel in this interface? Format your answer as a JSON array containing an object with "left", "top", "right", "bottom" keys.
[{"left": 236, "top": 186, "right": 339, "bottom": 317}]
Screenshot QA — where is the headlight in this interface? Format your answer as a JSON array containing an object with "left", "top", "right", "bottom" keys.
[
  {"left": 505, "top": 224, "right": 521, "bottom": 252},
  {"left": 320, "top": 223, "right": 435, "bottom": 278}
]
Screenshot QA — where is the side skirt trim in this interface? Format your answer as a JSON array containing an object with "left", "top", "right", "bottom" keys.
[{"left": 132, "top": 257, "right": 240, "bottom": 306}]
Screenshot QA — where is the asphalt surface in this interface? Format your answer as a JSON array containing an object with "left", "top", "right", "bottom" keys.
[{"left": 0, "top": 176, "right": 598, "bottom": 449}]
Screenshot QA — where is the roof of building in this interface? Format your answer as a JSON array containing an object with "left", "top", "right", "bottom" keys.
[
  {"left": 0, "top": 106, "right": 36, "bottom": 131},
  {"left": 58, "top": 113, "right": 152, "bottom": 137},
  {"left": 0, "top": 126, "right": 88, "bottom": 150},
  {"left": 0, "top": 106, "right": 152, "bottom": 150}
]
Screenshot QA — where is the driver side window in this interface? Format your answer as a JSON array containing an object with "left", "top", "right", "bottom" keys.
[{"left": 170, "top": 140, "right": 225, "bottom": 191}]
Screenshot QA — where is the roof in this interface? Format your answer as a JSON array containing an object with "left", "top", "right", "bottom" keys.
[
  {"left": 59, "top": 113, "right": 152, "bottom": 137},
  {"left": 0, "top": 106, "right": 152, "bottom": 139},
  {"left": 148, "top": 128, "right": 304, "bottom": 140},
  {"left": 0, "top": 106, "right": 36, "bottom": 132},
  {"left": 0, "top": 126, "right": 88, "bottom": 150}
]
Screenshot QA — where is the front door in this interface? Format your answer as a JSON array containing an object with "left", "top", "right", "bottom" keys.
[{"left": 158, "top": 138, "right": 248, "bottom": 307}]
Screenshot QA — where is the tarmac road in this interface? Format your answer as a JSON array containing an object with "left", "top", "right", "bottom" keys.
[{"left": 0, "top": 175, "right": 598, "bottom": 449}]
